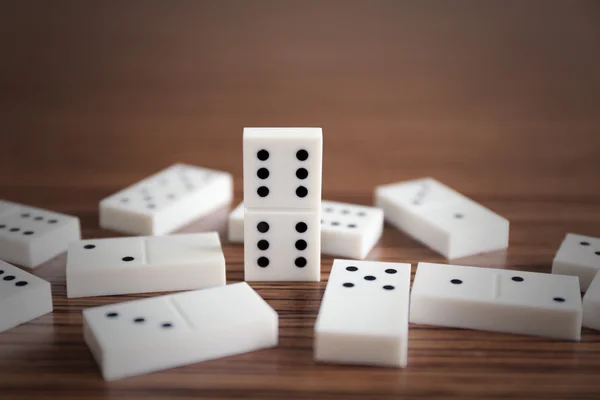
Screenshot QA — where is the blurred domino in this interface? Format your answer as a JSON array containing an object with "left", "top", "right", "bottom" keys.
[
  {"left": 229, "top": 200, "right": 383, "bottom": 259},
  {"left": 552, "top": 233, "right": 600, "bottom": 291},
  {"left": 0, "top": 200, "right": 81, "bottom": 268},
  {"left": 0, "top": 260, "right": 53, "bottom": 333},
  {"left": 243, "top": 128, "right": 323, "bottom": 281},
  {"left": 83, "top": 282, "right": 278, "bottom": 381},
  {"left": 100, "top": 164, "right": 232, "bottom": 235},
  {"left": 314, "top": 259, "right": 411, "bottom": 367},
  {"left": 583, "top": 272, "right": 600, "bottom": 331},
  {"left": 375, "top": 178, "right": 509, "bottom": 259},
  {"left": 67, "top": 233, "right": 226, "bottom": 298},
  {"left": 410, "top": 262, "right": 582, "bottom": 340},
  {"left": 228, "top": 202, "right": 244, "bottom": 243}
]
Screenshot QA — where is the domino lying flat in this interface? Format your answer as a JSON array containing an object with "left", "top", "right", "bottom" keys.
[
  {"left": 100, "top": 163, "right": 232, "bottom": 235},
  {"left": 552, "top": 233, "right": 600, "bottom": 291},
  {"left": 410, "top": 262, "right": 582, "bottom": 341},
  {"left": 229, "top": 200, "right": 384, "bottom": 259},
  {"left": 66, "top": 232, "right": 226, "bottom": 298},
  {"left": 0, "top": 260, "right": 53, "bottom": 333},
  {"left": 83, "top": 282, "right": 278, "bottom": 381},
  {"left": 583, "top": 272, "right": 600, "bottom": 331},
  {"left": 314, "top": 259, "right": 411, "bottom": 367},
  {"left": 0, "top": 199, "right": 81, "bottom": 268},
  {"left": 375, "top": 178, "right": 509, "bottom": 259}
]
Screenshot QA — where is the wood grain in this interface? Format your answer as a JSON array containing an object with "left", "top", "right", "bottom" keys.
[{"left": 1, "top": 1, "right": 600, "bottom": 399}]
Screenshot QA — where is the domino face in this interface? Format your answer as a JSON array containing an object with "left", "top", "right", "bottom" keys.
[
  {"left": 321, "top": 201, "right": 383, "bottom": 259},
  {"left": 552, "top": 233, "right": 600, "bottom": 291},
  {"left": 227, "top": 202, "right": 244, "bottom": 243},
  {"left": 583, "top": 272, "right": 600, "bottom": 331},
  {"left": 100, "top": 164, "right": 233, "bottom": 235},
  {"left": 410, "top": 262, "right": 582, "bottom": 341},
  {"left": 83, "top": 282, "right": 278, "bottom": 381},
  {"left": 0, "top": 200, "right": 81, "bottom": 268},
  {"left": 66, "top": 232, "right": 226, "bottom": 298},
  {"left": 243, "top": 128, "right": 322, "bottom": 210},
  {"left": 314, "top": 259, "right": 411, "bottom": 367},
  {"left": 0, "top": 260, "right": 53, "bottom": 333},
  {"left": 229, "top": 200, "right": 383, "bottom": 259},
  {"left": 244, "top": 210, "right": 320, "bottom": 281},
  {"left": 375, "top": 178, "right": 509, "bottom": 259}
]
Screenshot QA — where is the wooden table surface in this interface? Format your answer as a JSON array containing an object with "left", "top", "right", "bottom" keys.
[{"left": 1, "top": 1, "right": 600, "bottom": 399}]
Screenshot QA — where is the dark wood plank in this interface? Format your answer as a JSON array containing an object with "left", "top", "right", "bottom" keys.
[{"left": 1, "top": 1, "right": 599, "bottom": 398}]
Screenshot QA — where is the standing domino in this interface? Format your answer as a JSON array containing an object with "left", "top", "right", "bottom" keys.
[
  {"left": 375, "top": 178, "right": 509, "bottom": 259},
  {"left": 314, "top": 259, "right": 411, "bottom": 367},
  {"left": 552, "top": 233, "right": 600, "bottom": 291},
  {"left": 0, "top": 260, "right": 53, "bottom": 333},
  {"left": 583, "top": 272, "right": 600, "bottom": 331},
  {"left": 100, "top": 164, "right": 232, "bottom": 235},
  {"left": 83, "top": 282, "right": 278, "bottom": 381},
  {"left": 410, "top": 262, "right": 582, "bottom": 341},
  {"left": 230, "top": 200, "right": 383, "bottom": 259},
  {"left": 0, "top": 200, "right": 80, "bottom": 268},
  {"left": 243, "top": 128, "right": 323, "bottom": 281},
  {"left": 67, "top": 233, "right": 226, "bottom": 298}
]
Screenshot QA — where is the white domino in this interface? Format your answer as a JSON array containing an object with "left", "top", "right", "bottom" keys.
[
  {"left": 228, "top": 202, "right": 244, "bottom": 243},
  {"left": 230, "top": 200, "right": 383, "bottom": 259},
  {"left": 375, "top": 178, "right": 509, "bottom": 259},
  {"left": 314, "top": 259, "right": 411, "bottom": 367},
  {"left": 83, "top": 282, "right": 278, "bottom": 381},
  {"left": 410, "top": 262, "right": 582, "bottom": 341},
  {"left": 552, "top": 233, "right": 600, "bottom": 291},
  {"left": 0, "top": 260, "right": 53, "bottom": 333},
  {"left": 243, "top": 128, "right": 323, "bottom": 281},
  {"left": 66, "top": 232, "right": 226, "bottom": 298},
  {"left": 0, "top": 200, "right": 81, "bottom": 268},
  {"left": 100, "top": 164, "right": 233, "bottom": 235},
  {"left": 583, "top": 272, "right": 600, "bottom": 331},
  {"left": 244, "top": 209, "right": 320, "bottom": 281}
]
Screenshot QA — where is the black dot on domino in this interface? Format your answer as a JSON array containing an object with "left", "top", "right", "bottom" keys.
[
  {"left": 161, "top": 322, "right": 173, "bottom": 328},
  {"left": 580, "top": 241, "right": 590, "bottom": 246},
  {"left": 84, "top": 244, "right": 96, "bottom": 249},
  {"left": 257, "top": 168, "right": 270, "bottom": 179},
  {"left": 296, "top": 168, "right": 308, "bottom": 179},
  {"left": 346, "top": 266, "right": 358, "bottom": 272},
  {"left": 295, "top": 222, "right": 307, "bottom": 233},
  {"left": 296, "top": 186, "right": 308, "bottom": 198},
  {"left": 257, "top": 257, "right": 270, "bottom": 268},
  {"left": 296, "top": 149, "right": 309, "bottom": 161},
  {"left": 3, "top": 276, "right": 15, "bottom": 281},
  {"left": 257, "top": 240, "right": 269, "bottom": 250},
  {"left": 512, "top": 276, "right": 524, "bottom": 282},
  {"left": 383, "top": 285, "right": 395, "bottom": 290},
  {"left": 553, "top": 297, "right": 565, "bottom": 303},
  {"left": 343, "top": 282, "right": 354, "bottom": 288},
  {"left": 106, "top": 312, "right": 119, "bottom": 318},
  {"left": 451, "top": 279, "right": 462, "bottom": 284},
  {"left": 134, "top": 317, "right": 145, "bottom": 324},
  {"left": 295, "top": 240, "right": 307, "bottom": 250},
  {"left": 257, "top": 186, "right": 269, "bottom": 197},
  {"left": 295, "top": 257, "right": 307, "bottom": 268},
  {"left": 122, "top": 256, "right": 135, "bottom": 262},
  {"left": 15, "top": 281, "right": 28, "bottom": 287},
  {"left": 385, "top": 269, "right": 397, "bottom": 274},
  {"left": 364, "top": 275, "right": 376, "bottom": 281},
  {"left": 257, "top": 221, "right": 270, "bottom": 233},
  {"left": 257, "top": 149, "right": 269, "bottom": 161}
]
